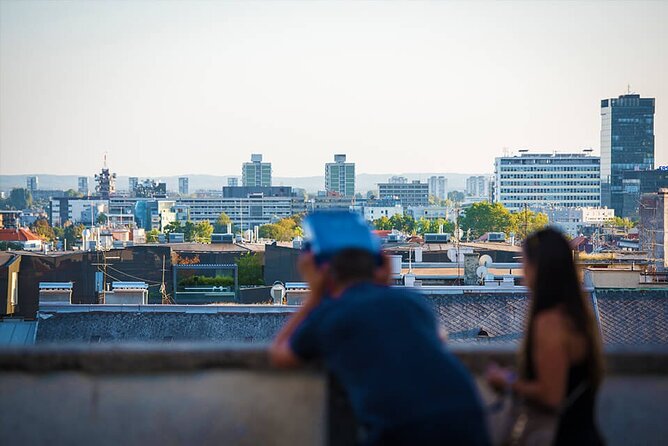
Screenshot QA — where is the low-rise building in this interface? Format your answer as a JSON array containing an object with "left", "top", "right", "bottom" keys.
[
  {"left": 49, "top": 197, "right": 109, "bottom": 227},
  {"left": 639, "top": 189, "right": 668, "bottom": 271},
  {"left": 378, "top": 179, "right": 429, "bottom": 207},
  {"left": 545, "top": 207, "right": 615, "bottom": 237},
  {"left": 362, "top": 204, "right": 403, "bottom": 222}
]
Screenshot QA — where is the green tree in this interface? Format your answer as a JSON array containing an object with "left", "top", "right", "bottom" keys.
[
  {"left": 510, "top": 208, "right": 549, "bottom": 240},
  {"left": 30, "top": 218, "right": 56, "bottom": 242},
  {"left": 146, "top": 229, "right": 160, "bottom": 243},
  {"left": 236, "top": 253, "right": 264, "bottom": 285},
  {"left": 194, "top": 221, "right": 214, "bottom": 243},
  {"left": 609, "top": 216, "right": 635, "bottom": 230},
  {"left": 447, "top": 190, "right": 465, "bottom": 203},
  {"left": 214, "top": 212, "right": 232, "bottom": 232},
  {"left": 8, "top": 188, "right": 32, "bottom": 210},
  {"left": 64, "top": 189, "right": 83, "bottom": 198},
  {"left": 258, "top": 216, "right": 301, "bottom": 241},
  {"left": 0, "top": 241, "right": 23, "bottom": 251},
  {"left": 459, "top": 202, "right": 512, "bottom": 239},
  {"left": 96, "top": 212, "right": 108, "bottom": 225},
  {"left": 63, "top": 223, "right": 85, "bottom": 248},
  {"left": 163, "top": 221, "right": 184, "bottom": 234},
  {"left": 372, "top": 216, "right": 392, "bottom": 230}
]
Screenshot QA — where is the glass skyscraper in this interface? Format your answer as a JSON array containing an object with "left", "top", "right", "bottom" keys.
[{"left": 600, "top": 93, "right": 655, "bottom": 216}]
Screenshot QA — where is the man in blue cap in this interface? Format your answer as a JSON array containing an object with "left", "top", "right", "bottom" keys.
[{"left": 270, "top": 211, "right": 489, "bottom": 446}]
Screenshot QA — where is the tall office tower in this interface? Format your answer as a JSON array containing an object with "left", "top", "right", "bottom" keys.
[
  {"left": 178, "top": 177, "right": 189, "bottom": 195},
  {"left": 26, "top": 176, "right": 38, "bottom": 192},
  {"left": 601, "top": 93, "right": 655, "bottom": 215},
  {"left": 129, "top": 177, "right": 139, "bottom": 192},
  {"left": 227, "top": 177, "right": 239, "bottom": 187},
  {"left": 242, "top": 154, "right": 272, "bottom": 187},
  {"left": 78, "top": 177, "right": 89, "bottom": 195},
  {"left": 493, "top": 151, "right": 600, "bottom": 212},
  {"left": 325, "top": 154, "right": 355, "bottom": 197},
  {"left": 95, "top": 168, "right": 116, "bottom": 199},
  {"left": 428, "top": 176, "right": 448, "bottom": 201},
  {"left": 466, "top": 176, "right": 489, "bottom": 197}
]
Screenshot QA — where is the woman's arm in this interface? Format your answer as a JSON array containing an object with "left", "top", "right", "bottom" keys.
[{"left": 512, "top": 312, "right": 570, "bottom": 409}]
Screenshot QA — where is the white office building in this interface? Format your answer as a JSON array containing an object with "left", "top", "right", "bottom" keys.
[
  {"left": 494, "top": 152, "right": 600, "bottom": 212},
  {"left": 178, "top": 197, "right": 293, "bottom": 231}
]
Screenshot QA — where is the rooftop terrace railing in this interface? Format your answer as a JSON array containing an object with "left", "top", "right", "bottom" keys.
[{"left": 0, "top": 344, "right": 665, "bottom": 446}]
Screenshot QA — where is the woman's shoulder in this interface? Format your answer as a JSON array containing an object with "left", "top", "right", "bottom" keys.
[{"left": 533, "top": 308, "right": 571, "bottom": 337}]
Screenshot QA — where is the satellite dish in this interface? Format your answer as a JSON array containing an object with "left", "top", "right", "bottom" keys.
[
  {"left": 479, "top": 255, "right": 493, "bottom": 267},
  {"left": 270, "top": 283, "right": 286, "bottom": 305},
  {"left": 447, "top": 248, "right": 458, "bottom": 262},
  {"left": 476, "top": 266, "right": 488, "bottom": 279}
]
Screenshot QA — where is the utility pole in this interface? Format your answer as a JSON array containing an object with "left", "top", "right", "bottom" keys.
[
  {"left": 523, "top": 203, "right": 529, "bottom": 241},
  {"left": 160, "top": 255, "right": 172, "bottom": 304}
]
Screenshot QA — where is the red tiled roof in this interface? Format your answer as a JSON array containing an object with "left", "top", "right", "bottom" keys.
[
  {"left": 0, "top": 228, "right": 41, "bottom": 242},
  {"left": 570, "top": 236, "right": 588, "bottom": 248},
  {"left": 373, "top": 230, "right": 393, "bottom": 238}
]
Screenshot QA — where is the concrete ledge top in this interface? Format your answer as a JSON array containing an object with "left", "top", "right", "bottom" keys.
[
  {"left": 0, "top": 343, "right": 666, "bottom": 375},
  {"left": 38, "top": 304, "right": 302, "bottom": 314}
]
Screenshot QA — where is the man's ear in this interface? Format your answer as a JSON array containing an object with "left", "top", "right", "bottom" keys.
[{"left": 374, "top": 253, "right": 392, "bottom": 285}]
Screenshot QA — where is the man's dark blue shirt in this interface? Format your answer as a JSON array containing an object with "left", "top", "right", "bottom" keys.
[{"left": 290, "top": 282, "right": 489, "bottom": 445}]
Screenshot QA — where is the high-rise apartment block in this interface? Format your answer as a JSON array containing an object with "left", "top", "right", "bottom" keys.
[
  {"left": 78, "top": 177, "right": 89, "bottom": 195},
  {"left": 178, "top": 177, "right": 189, "bottom": 195},
  {"left": 242, "top": 154, "right": 272, "bottom": 187},
  {"left": 601, "top": 93, "right": 655, "bottom": 216},
  {"left": 26, "top": 176, "right": 38, "bottom": 192},
  {"left": 428, "top": 176, "right": 448, "bottom": 201},
  {"left": 325, "top": 154, "right": 355, "bottom": 197},
  {"left": 466, "top": 176, "right": 489, "bottom": 198}
]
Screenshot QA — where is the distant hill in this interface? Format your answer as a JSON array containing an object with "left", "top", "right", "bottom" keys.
[{"left": 0, "top": 172, "right": 490, "bottom": 194}]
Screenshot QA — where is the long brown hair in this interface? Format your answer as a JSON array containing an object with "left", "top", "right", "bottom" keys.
[{"left": 520, "top": 228, "right": 604, "bottom": 388}]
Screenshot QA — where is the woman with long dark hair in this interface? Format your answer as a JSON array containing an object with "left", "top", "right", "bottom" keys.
[{"left": 487, "top": 228, "right": 605, "bottom": 445}]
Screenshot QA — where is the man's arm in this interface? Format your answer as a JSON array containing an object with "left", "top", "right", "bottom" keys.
[
  {"left": 269, "top": 299, "right": 319, "bottom": 368},
  {"left": 269, "top": 253, "right": 327, "bottom": 368}
]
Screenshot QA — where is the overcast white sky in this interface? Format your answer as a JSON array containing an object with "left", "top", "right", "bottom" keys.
[{"left": 0, "top": 1, "right": 666, "bottom": 177}]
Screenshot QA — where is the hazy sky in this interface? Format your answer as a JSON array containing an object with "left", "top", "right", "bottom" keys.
[{"left": 1, "top": 1, "right": 666, "bottom": 177}]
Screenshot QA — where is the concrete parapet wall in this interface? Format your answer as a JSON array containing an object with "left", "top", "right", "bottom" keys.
[{"left": 0, "top": 344, "right": 666, "bottom": 446}]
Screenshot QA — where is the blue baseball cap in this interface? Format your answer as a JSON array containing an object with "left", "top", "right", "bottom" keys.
[{"left": 301, "top": 211, "right": 381, "bottom": 263}]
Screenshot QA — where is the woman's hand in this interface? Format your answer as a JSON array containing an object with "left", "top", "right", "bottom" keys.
[{"left": 486, "top": 363, "right": 515, "bottom": 393}]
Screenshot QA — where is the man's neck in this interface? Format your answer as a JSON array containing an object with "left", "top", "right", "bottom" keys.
[{"left": 330, "top": 279, "right": 371, "bottom": 298}]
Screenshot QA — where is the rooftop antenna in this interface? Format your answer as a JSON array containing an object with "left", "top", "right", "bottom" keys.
[{"left": 627, "top": 83, "right": 631, "bottom": 94}]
